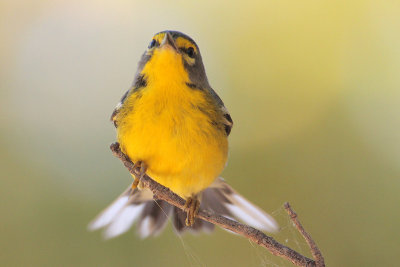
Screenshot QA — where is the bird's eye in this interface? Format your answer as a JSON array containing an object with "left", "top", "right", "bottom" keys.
[
  {"left": 148, "top": 39, "right": 157, "bottom": 49},
  {"left": 186, "top": 47, "right": 195, "bottom": 58}
]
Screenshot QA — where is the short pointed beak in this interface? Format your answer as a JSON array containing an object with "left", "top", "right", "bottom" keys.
[{"left": 161, "top": 32, "right": 178, "bottom": 51}]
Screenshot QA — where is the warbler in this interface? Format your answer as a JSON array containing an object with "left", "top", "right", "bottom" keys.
[{"left": 89, "top": 31, "right": 278, "bottom": 238}]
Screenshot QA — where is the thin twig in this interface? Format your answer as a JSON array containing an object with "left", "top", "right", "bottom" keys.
[
  {"left": 284, "top": 203, "right": 325, "bottom": 267},
  {"left": 110, "top": 142, "right": 320, "bottom": 267}
]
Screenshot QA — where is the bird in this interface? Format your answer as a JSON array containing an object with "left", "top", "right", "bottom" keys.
[{"left": 89, "top": 31, "right": 278, "bottom": 238}]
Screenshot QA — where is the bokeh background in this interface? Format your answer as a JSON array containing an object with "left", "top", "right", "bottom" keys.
[{"left": 1, "top": 0, "right": 400, "bottom": 266}]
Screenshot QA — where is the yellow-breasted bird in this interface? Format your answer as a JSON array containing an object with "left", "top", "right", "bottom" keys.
[{"left": 89, "top": 31, "right": 278, "bottom": 238}]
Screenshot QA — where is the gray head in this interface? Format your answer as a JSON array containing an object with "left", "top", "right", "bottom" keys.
[{"left": 133, "top": 31, "right": 210, "bottom": 89}]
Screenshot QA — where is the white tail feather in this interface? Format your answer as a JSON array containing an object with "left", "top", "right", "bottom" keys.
[
  {"left": 103, "top": 204, "right": 145, "bottom": 239},
  {"left": 88, "top": 196, "right": 130, "bottom": 231},
  {"left": 88, "top": 178, "right": 279, "bottom": 239},
  {"left": 225, "top": 193, "right": 279, "bottom": 232},
  {"left": 210, "top": 178, "right": 279, "bottom": 233},
  {"left": 138, "top": 217, "right": 153, "bottom": 239}
]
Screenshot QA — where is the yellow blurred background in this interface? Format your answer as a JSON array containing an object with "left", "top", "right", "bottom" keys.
[{"left": 1, "top": 0, "right": 400, "bottom": 266}]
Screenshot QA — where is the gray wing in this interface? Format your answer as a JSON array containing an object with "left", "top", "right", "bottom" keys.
[
  {"left": 220, "top": 105, "right": 233, "bottom": 136},
  {"left": 110, "top": 89, "right": 130, "bottom": 127},
  {"left": 207, "top": 87, "right": 233, "bottom": 136},
  {"left": 110, "top": 74, "right": 147, "bottom": 128}
]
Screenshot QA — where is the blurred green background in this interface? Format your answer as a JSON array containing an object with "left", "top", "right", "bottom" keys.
[{"left": 1, "top": 0, "right": 400, "bottom": 266}]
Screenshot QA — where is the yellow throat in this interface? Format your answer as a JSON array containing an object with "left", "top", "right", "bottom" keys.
[{"left": 115, "top": 33, "right": 229, "bottom": 199}]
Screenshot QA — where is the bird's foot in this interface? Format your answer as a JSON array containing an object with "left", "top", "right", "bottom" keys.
[
  {"left": 131, "top": 161, "right": 147, "bottom": 190},
  {"left": 184, "top": 195, "right": 200, "bottom": 226}
]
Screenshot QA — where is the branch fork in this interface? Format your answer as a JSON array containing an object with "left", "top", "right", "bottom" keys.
[{"left": 110, "top": 142, "right": 324, "bottom": 267}]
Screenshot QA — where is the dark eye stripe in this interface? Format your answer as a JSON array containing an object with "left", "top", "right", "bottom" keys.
[
  {"left": 224, "top": 113, "right": 233, "bottom": 124},
  {"left": 148, "top": 39, "right": 158, "bottom": 49},
  {"left": 181, "top": 47, "right": 195, "bottom": 58},
  {"left": 186, "top": 47, "right": 195, "bottom": 58}
]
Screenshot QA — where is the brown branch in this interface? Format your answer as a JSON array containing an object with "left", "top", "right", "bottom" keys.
[
  {"left": 110, "top": 142, "right": 321, "bottom": 267},
  {"left": 284, "top": 203, "right": 325, "bottom": 267}
]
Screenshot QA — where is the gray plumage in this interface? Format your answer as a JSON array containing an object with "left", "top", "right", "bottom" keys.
[
  {"left": 110, "top": 31, "right": 232, "bottom": 135},
  {"left": 93, "top": 31, "right": 274, "bottom": 239}
]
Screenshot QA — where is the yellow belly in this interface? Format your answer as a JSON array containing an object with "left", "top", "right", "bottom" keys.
[{"left": 116, "top": 84, "right": 228, "bottom": 199}]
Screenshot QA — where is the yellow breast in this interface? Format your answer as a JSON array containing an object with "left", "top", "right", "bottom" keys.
[{"left": 115, "top": 48, "right": 228, "bottom": 199}]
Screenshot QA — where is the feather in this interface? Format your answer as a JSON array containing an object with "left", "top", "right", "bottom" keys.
[
  {"left": 88, "top": 188, "right": 132, "bottom": 231},
  {"left": 104, "top": 204, "right": 145, "bottom": 239},
  {"left": 88, "top": 178, "right": 278, "bottom": 238},
  {"left": 207, "top": 178, "right": 279, "bottom": 233}
]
